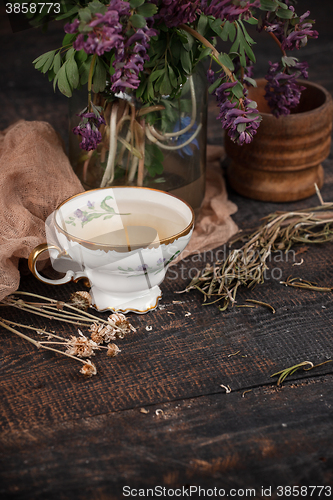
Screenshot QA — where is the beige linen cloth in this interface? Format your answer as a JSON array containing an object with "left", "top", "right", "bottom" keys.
[
  {"left": 177, "top": 144, "right": 238, "bottom": 261},
  {"left": 0, "top": 121, "right": 238, "bottom": 301},
  {"left": 0, "top": 120, "right": 83, "bottom": 301}
]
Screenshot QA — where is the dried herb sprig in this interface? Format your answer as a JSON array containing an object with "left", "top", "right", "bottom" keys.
[
  {"left": 271, "top": 359, "right": 333, "bottom": 386},
  {"left": 0, "top": 317, "right": 99, "bottom": 376},
  {"left": 0, "top": 291, "right": 135, "bottom": 337},
  {"left": 280, "top": 276, "right": 332, "bottom": 292},
  {"left": 0, "top": 291, "right": 136, "bottom": 376},
  {"left": 180, "top": 204, "right": 333, "bottom": 310},
  {"left": 0, "top": 312, "right": 128, "bottom": 376}
]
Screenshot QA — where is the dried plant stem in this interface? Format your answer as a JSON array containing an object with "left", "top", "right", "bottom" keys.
[
  {"left": 0, "top": 317, "right": 90, "bottom": 366},
  {"left": 245, "top": 299, "right": 276, "bottom": 314},
  {"left": 280, "top": 276, "right": 332, "bottom": 292},
  {"left": 2, "top": 291, "right": 110, "bottom": 325},
  {"left": 100, "top": 101, "right": 119, "bottom": 187},
  {"left": 181, "top": 204, "right": 333, "bottom": 310},
  {"left": 271, "top": 359, "right": 333, "bottom": 386},
  {"left": 0, "top": 318, "right": 64, "bottom": 340}
]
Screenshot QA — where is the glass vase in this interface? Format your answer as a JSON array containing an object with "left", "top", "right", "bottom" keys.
[{"left": 69, "top": 65, "right": 207, "bottom": 212}]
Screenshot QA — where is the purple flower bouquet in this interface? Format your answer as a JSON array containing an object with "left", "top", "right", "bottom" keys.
[{"left": 32, "top": 0, "right": 318, "bottom": 186}]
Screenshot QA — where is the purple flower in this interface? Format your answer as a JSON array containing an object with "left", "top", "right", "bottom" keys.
[
  {"left": 281, "top": 11, "right": 318, "bottom": 51},
  {"left": 207, "top": 68, "right": 215, "bottom": 85},
  {"left": 136, "top": 263, "right": 149, "bottom": 272},
  {"left": 74, "top": 209, "right": 83, "bottom": 218},
  {"left": 215, "top": 81, "right": 261, "bottom": 145},
  {"left": 200, "top": 0, "right": 259, "bottom": 22},
  {"left": 64, "top": 19, "right": 80, "bottom": 34},
  {"left": 264, "top": 60, "right": 308, "bottom": 117},
  {"left": 73, "top": 122, "right": 103, "bottom": 151},
  {"left": 260, "top": 8, "right": 318, "bottom": 52},
  {"left": 152, "top": 0, "right": 199, "bottom": 28},
  {"left": 72, "top": 107, "right": 106, "bottom": 151}
]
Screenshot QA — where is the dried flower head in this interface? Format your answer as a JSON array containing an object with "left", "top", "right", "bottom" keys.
[
  {"left": 108, "top": 312, "right": 136, "bottom": 338},
  {"left": 80, "top": 361, "right": 97, "bottom": 377},
  {"left": 66, "top": 330, "right": 99, "bottom": 357},
  {"left": 69, "top": 291, "right": 92, "bottom": 311},
  {"left": 107, "top": 343, "right": 121, "bottom": 357},
  {"left": 89, "top": 322, "right": 117, "bottom": 343}
]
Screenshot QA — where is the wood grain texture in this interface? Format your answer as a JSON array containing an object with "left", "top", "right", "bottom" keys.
[{"left": 1, "top": 376, "right": 332, "bottom": 499}]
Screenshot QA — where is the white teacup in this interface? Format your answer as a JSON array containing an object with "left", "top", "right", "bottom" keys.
[{"left": 28, "top": 187, "right": 194, "bottom": 313}]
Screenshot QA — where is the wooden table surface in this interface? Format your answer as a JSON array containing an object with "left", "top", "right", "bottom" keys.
[{"left": 1, "top": 2, "right": 333, "bottom": 499}]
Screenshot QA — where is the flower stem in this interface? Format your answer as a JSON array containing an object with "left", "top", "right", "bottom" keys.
[
  {"left": 179, "top": 24, "right": 235, "bottom": 81},
  {"left": 88, "top": 54, "right": 97, "bottom": 108},
  {"left": 100, "top": 101, "right": 119, "bottom": 187},
  {"left": 0, "top": 318, "right": 40, "bottom": 347}
]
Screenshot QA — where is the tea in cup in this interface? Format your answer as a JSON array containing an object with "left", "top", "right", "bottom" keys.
[{"left": 28, "top": 187, "right": 194, "bottom": 313}]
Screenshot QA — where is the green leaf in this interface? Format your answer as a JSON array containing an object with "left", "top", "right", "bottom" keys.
[
  {"left": 168, "top": 65, "right": 178, "bottom": 88},
  {"left": 65, "top": 47, "right": 76, "bottom": 61},
  {"left": 33, "top": 51, "right": 56, "bottom": 70},
  {"left": 237, "top": 122, "right": 247, "bottom": 133},
  {"left": 244, "top": 42, "right": 256, "bottom": 63},
  {"left": 88, "top": 0, "right": 107, "bottom": 15},
  {"left": 100, "top": 196, "right": 115, "bottom": 212},
  {"left": 79, "top": 57, "right": 93, "bottom": 85},
  {"left": 149, "top": 68, "right": 166, "bottom": 82},
  {"left": 220, "top": 20, "right": 236, "bottom": 42},
  {"left": 218, "top": 53, "right": 234, "bottom": 71},
  {"left": 208, "top": 77, "right": 222, "bottom": 94},
  {"left": 92, "top": 58, "right": 107, "bottom": 93},
  {"left": 209, "top": 17, "right": 223, "bottom": 37},
  {"left": 145, "top": 143, "right": 164, "bottom": 176},
  {"left": 282, "top": 55, "right": 297, "bottom": 67},
  {"left": 130, "top": 14, "right": 147, "bottom": 28},
  {"left": 181, "top": 31, "right": 194, "bottom": 51},
  {"left": 130, "top": 0, "right": 144, "bottom": 7},
  {"left": 137, "top": 4, "right": 158, "bottom": 17},
  {"left": 180, "top": 49, "right": 192, "bottom": 74},
  {"left": 244, "top": 17, "right": 258, "bottom": 25},
  {"left": 276, "top": 7, "right": 294, "bottom": 19},
  {"left": 160, "top": 74, "right": 172, "bottom": 96},
  {"left": 197, "top": 14, "right": 208, "bottom": 36},
  {"left": 41, "top": 50, "right": 57, "bottom": 74},
  {"left": 231, "top": 81, "right": 245, "bottom": 100},
  {"left": 57, "top": 63, "right": 72, "bottom": 97},
  {"left": 243, "top": 76, "right": 257, "bottom": 87},
  {"left": 259, "top": 0, "right": 277, "bottom": 11},
  {"left": 62, "top": 33, "right": 77, "bottom": 47},
  {"left": 66, "top": 56, "right": 79, "bottom": 89},
  {"left": 276, "top": 0, "right": 288, "bottom": 9},
  {"left": 75, "top": 50, "right": 88, "bottom": 63},
  {"left": 197, "top": 47, "right": 212, "bottom": 62},
  {"left": 55, "top": 5, "right": 79, "bottom": 21},
  {"left": 79, "top": 8, "right": 92, "bottom": 23}
]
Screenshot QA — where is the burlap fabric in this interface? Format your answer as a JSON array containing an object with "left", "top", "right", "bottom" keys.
[{"left": 0, "top": 120, "right": 83, "bottom": 301}]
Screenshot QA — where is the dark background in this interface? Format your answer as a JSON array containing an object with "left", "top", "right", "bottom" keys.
[{"left": 1, "top": 0, "right": 332, "bottom": 150}]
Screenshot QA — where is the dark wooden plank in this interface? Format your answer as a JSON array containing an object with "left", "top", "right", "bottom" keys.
[
  {"left": 1, "top": 376, "right": 332, "bottom": 499},
  {"left": 1, "top": 238, "right": 333, "bottom": 433}
]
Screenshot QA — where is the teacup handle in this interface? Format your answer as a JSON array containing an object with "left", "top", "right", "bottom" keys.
[{"left": 28, "top": 243, "right": 89, "bottom": 286}]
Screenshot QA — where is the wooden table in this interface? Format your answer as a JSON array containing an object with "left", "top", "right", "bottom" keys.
[
  {"left": 1, "top": 2, "right": 333, "bottom": 498},
  {"left": 1, "top": 160, "right": 333, "bottom": 499}
]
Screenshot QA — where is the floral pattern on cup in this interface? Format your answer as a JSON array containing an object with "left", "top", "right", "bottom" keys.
[
  {"left": 118, "top": 253, "right": 179, "bottom": 277},
  {"left": 65, "top": 196, "right": 127, "bottom": 228}
]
